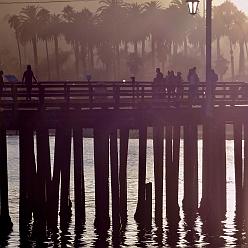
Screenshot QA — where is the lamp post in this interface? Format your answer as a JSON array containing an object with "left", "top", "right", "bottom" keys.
[{"left": 186, "top": 0, "right": 212, "bottom": 83}]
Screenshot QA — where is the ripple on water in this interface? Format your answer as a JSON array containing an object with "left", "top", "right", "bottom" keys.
[{"left": 2, "top": 137, "right": 247, "bottom": 247}]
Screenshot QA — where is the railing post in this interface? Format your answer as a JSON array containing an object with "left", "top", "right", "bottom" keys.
[
  {"left": 64, "top": 83, "right": 70, "bottom": 107},
  {"left": 142, "top": 86, "right": 145, "bottom": 103},
  {"left": 11, "top": 84, "right": 17, "bottom": 111},
  {"left": 114, "top": 85, "right": 120, "bottom": 109},
  {"left": 131, "top": 77, "right": 136, "bottom": 107},
  {"left": 89, "top": 84, "right": 93, "bottom": 109},
  {"left": 39, "top": 85, "right": 45, "bottom": 110}
]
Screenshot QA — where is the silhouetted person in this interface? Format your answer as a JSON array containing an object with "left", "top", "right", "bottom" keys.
[
  {"left": 175, "top": 72, "right": 183, "bottom": 100},
  {"left": 209, "top": 69, "right": 218, "bottom": 98},
  {"left": 187, "top": 67, "right": 200, "bottom": 103},
  {"left": 22, "top": 65, "right": 37, "bottom": 100},
  {"left": 166, "top": 71, "right": 176, "bottom": 100},
  {"left": 153, "top": 68, "right": 164, "bottom": 99},
  {"left": 155, "top": 68, "right": 163, "bottom": 81}
]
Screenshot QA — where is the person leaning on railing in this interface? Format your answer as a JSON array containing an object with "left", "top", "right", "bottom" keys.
[
  {"left": 187, "top": 67, "right": 200, "bottom": 104},
  {"left": 22, "top": 65, "right": 37, "bottom": 101},
  {"left": 153, "top": 68, "right": 164, "bottom": 99}
]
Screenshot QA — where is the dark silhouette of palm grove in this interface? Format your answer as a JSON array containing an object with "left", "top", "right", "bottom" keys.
[{"left": 5, "top": 0, "right": 248, "bottom": 81}]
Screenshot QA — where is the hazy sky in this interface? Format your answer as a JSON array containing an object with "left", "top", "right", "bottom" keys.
[{"left": 1, "top": 0, "right": 248, "bottom": 14}]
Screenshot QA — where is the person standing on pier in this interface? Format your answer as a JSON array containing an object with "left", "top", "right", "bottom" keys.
[
  {"left": 153, "top": 68, "right": 164, "bottom": 99},
  {"left": 187, "top": 67, "right": 200, "bottom": 104},
  {"left": 22, "top": 65, "right": 37, "bottom": 100}
]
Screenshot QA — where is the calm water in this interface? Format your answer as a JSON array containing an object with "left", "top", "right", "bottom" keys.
[{"left": 0, "top": 136, "right": 246, "bottom": 247}]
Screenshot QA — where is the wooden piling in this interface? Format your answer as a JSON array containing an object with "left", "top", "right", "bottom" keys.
[
  {"left": 134, "top": 126, "right": 147, "bottom": 223},
  {"left": 59, "top": 127, "right": 72, "bottom": 227},
  {"left": 200, "top": 121, "right": 225, "bottom": 222},
  {"left": 19, "top": 128, "right": 36, "bottom": 226},
  {"left": 218, "top": 122, "right": 226, "bottom": 216},
  {"left": 183, "top": 125, "right": 198, "bottom": 213},
  {"left": 0, "top": 129, "right": 12, "bottom": 230},
  {"left": 243, "top": 122, "right": 248, "bottom": 216},
  {"left": 166, "top": 125, "right": 180, "bottom": 221},
  {"left": 73, "top": 127, "right": 85, "bottom": 227},
  {"left": 153, "top": 125, "right": 164, "bottom": 226},
  {"left": 119, "top": 128, "right": 129, "bottom": 224},
  {"left": 35, "top": 128, "right": 51, "bottom": 235},
  {"left": 49, "top": 127, "right": 70, "bottom": 229},
  {"left": 234, "top": 122, "right": 243, "bottom": 212},
  {"left": 94, "top": 128, "right": 110, "bottom": 232},
  {"left": 145, "top": 182, "right": 152, "bottom": 227},
  {"left": 110, "top": 129, "right": 120, "bottom": 231}
]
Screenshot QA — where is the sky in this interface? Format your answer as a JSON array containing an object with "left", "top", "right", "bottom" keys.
[{"left": 1, "top": 0, "right": 248, "bottom": 14}]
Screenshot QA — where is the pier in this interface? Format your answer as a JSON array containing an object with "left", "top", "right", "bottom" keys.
[{"left": 0, "top": 80, "right": 248, "bottom": 235}]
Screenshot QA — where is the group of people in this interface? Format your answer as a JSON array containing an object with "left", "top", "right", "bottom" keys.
[
  {"left": 0, "top": 65, "right": 37, "bottom": 100},
  {"left": 154, "top": 68, "right": 184, "bottom": 100},
  {"left": 154, "top": 67, "right": 219, "bottom": 101}
]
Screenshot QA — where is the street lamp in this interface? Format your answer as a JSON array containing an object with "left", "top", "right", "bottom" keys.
[
  {"left": 186, "top": 0, "right": 200, "bottom": 15},
  {"left": 186, "top": 0, "right": 212, "bottom": 85}
]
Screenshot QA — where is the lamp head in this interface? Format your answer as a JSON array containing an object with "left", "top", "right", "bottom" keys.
[{"left": 186, "top": 0, "right": 200, "bottom": 15}]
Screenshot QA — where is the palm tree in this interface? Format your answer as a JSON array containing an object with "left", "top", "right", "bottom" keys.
[
  {"left": 125, "top": 3, "right": 146, "bottom": 56},
  {"left": 213, "top": 1, "right": 246, "bottom": 80},
  {"left": 97, "top": 0, "right": 127, "bottom": 79},
  {"left": 19, "top": 5, "right": 43, "bottom": 75},
  {"left": 143, "top": 1, "right": 163, "bottom": 67},
  {"left": 188, "top": 15, "right": 205, "bottom": 57},
  {"left": 8, "top": 15, "right": 23, "bottom": 77},
  {"left": 38, "top": 8, "right": 52, "bottom": 80},
  {"left": 49, "top": 14, "right": 62, "bottom": 80}
]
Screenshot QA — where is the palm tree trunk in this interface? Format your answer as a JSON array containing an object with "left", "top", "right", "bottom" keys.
[
  {"left": 184, "top": 38, "right": 188, "bottom": 56},
  {"left": 173, "top": 42, "right": 177, "bottom": 56},
  {"left": 89, "top": 45, "right": 94, "bottom": 73},
  {"left": 74, "top": 41, "right": 80, "bottom": 80},
  {"left": 16, "top": 33, "right": 22, "bottom": 78},
  {"left": 141, "top": 40, "right": 145, "bottom": 57},
  {"left": 217, "top": 37, "right": 221, "bottom": 58},
  {"left": 54, "top": 35, "right": 60, "bottom": 80},
  {"left": 229, "top": 39, "right": 235, "bottom": 81},
  {"left": 32, "top": 37, "right": 38, "bottom": 76},
  {"left": 116, "top": 43, "right": 120, "bottom": 79},
  {"left": 45, "top": 40, "right": 51, "bottom": 81},
  {"left": 134, "top": 41, "right": 138, "bottom": 56},
  {"left": 151, "top": 35, "right": 155, "bottom": 68},
  {"left": 239, "top": 41, "right": 245, "bottom": 76}
]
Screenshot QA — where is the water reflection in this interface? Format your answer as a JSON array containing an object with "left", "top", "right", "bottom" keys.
[{"left": 5, "top": 138, "right": 248, "bottom": 247}]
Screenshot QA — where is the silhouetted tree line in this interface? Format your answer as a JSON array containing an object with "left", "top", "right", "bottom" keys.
[{"left": 5, "top": 0, "right": 248, "bottom": 81}]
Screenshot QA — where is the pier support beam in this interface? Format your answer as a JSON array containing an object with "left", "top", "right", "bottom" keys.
[
  {"left": 153, "top": 125, "right": 164, "bottom": 226},
  {"left": 135, "top": 126, "right": 147, "bottom": 223},
  {"left": 234, "top": 122, "right": 243, "bottom": 212},
  {"left": 183, "top": 125, "right": 198, "bottom": 214},
  {"left": 73, "top": 128, "right": 85, "bottom": 228},
  {"left": 0, "top": 129, "right": 12, "bottom": 231},
  {"left": 200, "top": 121, "right": 226, "bottom": 223},
  {"left": 59, "top": 127, "right": 72, "bottom": 229},
  {"left": 244, "top": 122, "right": 248, "bottom": 217},
  {"left": 94, "top": 128, "right": 110, "bottom": 232},
  {"left": 35, "top": 128, "right": 51, "bottom": 236},
  {"left": 119, "top": 128, "right": 129, "bottom": 224},
  {"left": 19, "top": 128, "right": 36, "bottom": 227},
  {"left": 110, "top": 129, "right": 120, "bottom": 231},
  {"left": 166, "top": 125, "right": 180, "bottom": 221},
  {"left": 49, "top": 127, "right": 71, "bottom": 230}
]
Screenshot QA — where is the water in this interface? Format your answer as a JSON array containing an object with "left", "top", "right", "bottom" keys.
[{"left": 1, "top": 136, "right": 247, "bottom": 247}]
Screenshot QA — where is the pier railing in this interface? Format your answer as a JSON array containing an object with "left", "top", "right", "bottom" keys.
[{"left": 1, "top": 81, "right": 248, "bottom": 110}]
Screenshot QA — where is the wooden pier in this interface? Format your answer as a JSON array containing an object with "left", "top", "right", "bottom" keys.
[{"left": 0, "top": 80, "right": 248, "bottom": 233}]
